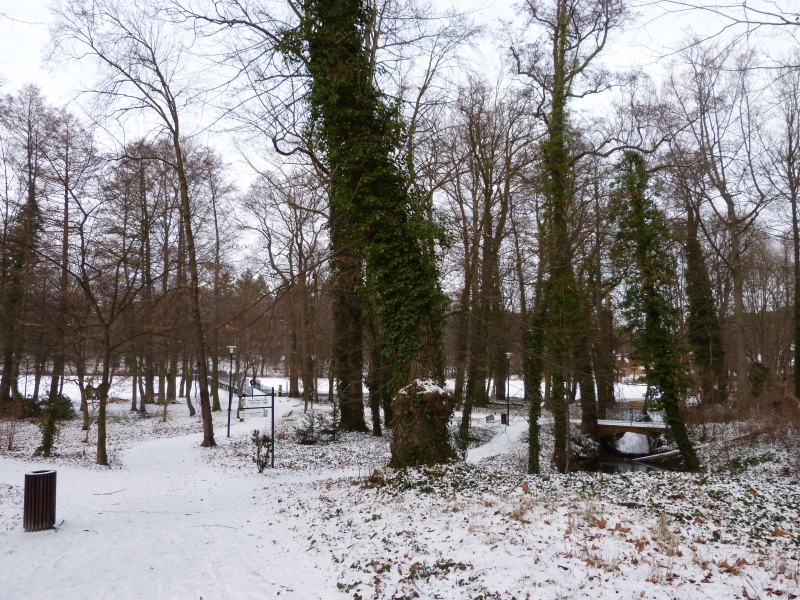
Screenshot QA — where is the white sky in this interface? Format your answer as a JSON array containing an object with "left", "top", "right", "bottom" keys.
[
  {"left": 0, "top": 0, "right": 793, "bottom": 181},
  {"left": 0, "top": 0, "right": 721, "bottom": 109}
]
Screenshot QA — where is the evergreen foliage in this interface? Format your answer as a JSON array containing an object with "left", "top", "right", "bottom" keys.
[
  {"left": 294, "top": 411, "right": 326, "bottom": 445},
  {"left": 292, "top": 0, "right": 449, "bottom": 462},
  {"left": 36, "top": 394, "right": 74, "bottom": 457},
  {"left": 610, "top": 151, "right": 699, "bottom": 471},
  {"left": 520, "top": 1, "right": 599, "bottom": 473},
  {"left": 749, "top": 362, "right": 770, "bottom": 398},
  {"left": 0, "top": 166, "right": 42, "bottom": 406},
  {"left": 321, "top": 400, "right": 342, "bottom": 441},
  {"left": 532, "top": 89, "right": 586, "bottom": 473},
  {"left": 685, "top": 202, "right": 727, "bottom": 403},
  {"left": 298, "top": 0, "right": 447, "bottom": 373},
  {"left": 389, "top": 381, "right": 454, "bottom": 469}
]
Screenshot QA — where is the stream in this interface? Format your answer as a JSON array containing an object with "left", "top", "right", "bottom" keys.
[{"left": 598, "top": 449, "right": 667, "bottom": 473}]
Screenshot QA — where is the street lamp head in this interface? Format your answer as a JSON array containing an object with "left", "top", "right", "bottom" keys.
[
  {"left": 505, "top": 352, "right": 512, "bottom": 359},
  {"left": 228, "top": 345, "right": 237, "bottom": 356}
]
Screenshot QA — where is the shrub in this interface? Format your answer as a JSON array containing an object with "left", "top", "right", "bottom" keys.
[
  {"left": 321, "top": 401, "right": 341, "bottom": 441},
  {"left": 36, "top": 394, "right": 75, "bottom": 457},
  {"left": 294, "top": 411, "right": 326, "bottom": 445},
  {"left": 251, "top": 429, "right": 272, "bottom": 473},
  {"left": 749, "top": 362, "right": 770, "bottom": 398}
]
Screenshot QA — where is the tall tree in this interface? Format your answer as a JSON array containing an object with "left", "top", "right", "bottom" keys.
[
  {"left": 513, "top": 0, "right": 624, "bottom": 472},
  {"left": 53, "top": 0, "right": 218, "bottom": 446},
  {"left": 668, "top": 43, "right": 772, "bottom": 403},
  {"left": 298, "top": 0, "right": 448, "bottom": 438},
  {"left": 0, "top": 86, "right": 48, "bottom": 408},
  {"left": 668, "top": 158, "right": 727, "bottom": 404},
  {"left": 610, "top": 151, "right": 699, "bottom": 471},
  {"left": 769, "top": 61, "right": 800, "bottom": 399},
  {"left": 41, "top": 109, "right": 100, "bottom": 401}
]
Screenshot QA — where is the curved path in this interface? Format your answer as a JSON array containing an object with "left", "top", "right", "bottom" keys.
[{"left": 0, "top": 416, "right": 339, "bottom": 600}]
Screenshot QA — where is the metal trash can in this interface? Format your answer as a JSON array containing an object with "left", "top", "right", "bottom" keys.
[
  {"left": 500, "top": 413, "right": 508, "bottom": 425},
  {"left": 24, "top": 470, "right": 56, "bottom": 532}
]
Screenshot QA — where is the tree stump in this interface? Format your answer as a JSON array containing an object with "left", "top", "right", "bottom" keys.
[{"left": 389, "top": 379, "right": 454, "bottom": 468}]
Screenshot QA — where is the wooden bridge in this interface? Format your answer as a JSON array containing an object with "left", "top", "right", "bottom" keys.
[{"left": 596, "top": 419, "right": 667, "bottom": 439}]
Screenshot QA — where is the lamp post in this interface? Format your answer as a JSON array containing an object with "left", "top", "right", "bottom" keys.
[
  {"left": 505, "top": 352, "right": 512, "bottom": 426},
  {"left": 226, "top": 346, "right": 236, "bottom": 438}
]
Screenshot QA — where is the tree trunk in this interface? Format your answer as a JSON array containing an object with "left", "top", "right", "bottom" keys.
[
  {"left": 289, "top": 313, "right": 300, "bottom": 398},
  {"left": 167, "top": 352, "right": 177, "bottom": 401},
  {"left": 524, "top": 283, "right": 546, "bottom": 473},
  {"left": 577, "top": 326, "right": 598, "bottom": 439},
  {"left": 793, "top": 172, "right": 800, "bottom": 399},
  {"left": 173, "top": 129, "right": 215, "bottom": 447},
  {"left": 129, "top": 349, "right": 138, "bottom": 412},
  {"left": 185, "top": 356, "right": 196, "bottom": 417},
  {"left": 452, "top": 286, "right": 471, "bottom": 407},
  {"left": 368, "top": 339, "right": 382, "bottom": 436},
  {"left": 728, "top": 218, "right": 750, "bottom": 403},
  {"left": 211, "top": 355, "right": 221, "bottom": 411},
  {"left": 333, "top": 250, "right": 366, "bottom": 432},
  {"left": 49, "top": 158, "right": 71, "bottom": 400},
  {"left": 157, "top": 354, "right": 166, "bottom": 405},
  {"left": 76, "top": 352, "right": 90, "bottom": 430},
  {"left": 594, "top": 296, "right": 616, "bottom": 417},
  {"left": 97, "top": 330, "right": 111, "bottom": 466}
]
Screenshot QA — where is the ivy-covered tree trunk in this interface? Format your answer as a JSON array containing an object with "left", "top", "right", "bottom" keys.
[
  {"left": 537, "top": 28, "right": 581, "bottom": 472},
  {"left": 685, "top": 199, "right": 726, "bottom": 404},
  {"left": 524, "top": 287, "right": 546, "bottom": 474},
  {"left": 594, "top": 295, "right": 616, "bottom": 416},
  {"left": 612, "top": 152, "right": 699, "bottom": 472},
  {"left": 301, "top": 0, "right": 447, "bottom": 449}
]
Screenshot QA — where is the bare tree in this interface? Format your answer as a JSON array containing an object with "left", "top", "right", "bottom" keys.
[
  {"left": 667, "top": 42, "right": 774, "bottom": 403},
  {"left": 767, "top": 58, "right": 800, "bottom": 397},
  {"left": 52, "top": 0, "right": 218, "bottom": 446}
]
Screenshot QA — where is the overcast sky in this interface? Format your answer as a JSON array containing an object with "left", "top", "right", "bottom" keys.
[
  {"left": 0, "top": 0, "right": 788, "bottom": 187},
  {"left": 0, "top": 0, "right": 740, "bottom": 100}
]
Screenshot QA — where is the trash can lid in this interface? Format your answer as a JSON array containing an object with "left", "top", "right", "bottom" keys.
[{"left": 27, "top": 470, "right": 56, "bottom": 475}]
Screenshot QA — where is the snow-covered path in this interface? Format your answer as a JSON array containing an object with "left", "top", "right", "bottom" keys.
[
  {"left": 0, "top": 421, "right": 338, "bottom": 600},
  {"left": 466, "top": 418, "right": 527, "bottom": 464},
  {"left": 3, "top": 403, "right": 800, "bottom": 599}
]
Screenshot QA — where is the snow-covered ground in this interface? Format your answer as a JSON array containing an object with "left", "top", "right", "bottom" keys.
[{"left": 1, "top": 385, "right": 799, "bottom": 599}]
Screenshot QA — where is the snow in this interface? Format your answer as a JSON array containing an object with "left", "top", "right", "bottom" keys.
[
  {"left": 466, "top": 418, "right": 528, "bottom": 464},
  {"left": 409, "top": 379, "right": 447, "bottom": 395},
  {"left": 1, "top": 383, "right": 799, "bottom": 599}
]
